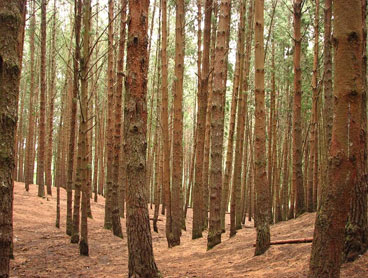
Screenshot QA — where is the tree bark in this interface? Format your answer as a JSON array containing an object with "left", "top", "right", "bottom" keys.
[
  {"left": 292, "top": 0, "right": 305, "bottom": 217},
  {"left": 170, "top": 0, "right": 185, "bottom": 247},
  {"left": 308, "top": 0, "right": 363, "bottom": 276},
  {"left": 0, "top": 1, "right": 24, "bottom": 276},
  {"left": 254, "top": 0, "right": 270, "bottom": 256},
  {"left": 125, "top": 0, "right": 159, "bottom": 276},
  {"left": 208, "top": 0, "right": 231, "bottom": 250}
]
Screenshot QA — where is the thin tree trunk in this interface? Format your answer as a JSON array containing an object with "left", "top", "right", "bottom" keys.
[
  {"left": 104, "top": 0, "right": 115, "bottom": 230},
  {"left": 254, "top": 0, "right": 270, "bottom": 256},
  {"left": 230, "top": 0, "right": 247, "bottom": 237},
  {"left": 170, "top": 0, "right": 185, "bottom": 247},
  {"left": 192, "top": 0, "right": 205, "bottom": 239},
  {"left": 208, "top": 0, "right": 232, "bottom": 250},
  {"left": 37, "top": 0, "right": 47, "bottom": 197},
  {"left": 79, "top": 0, "right": 91, "bottom": 255},
  {"left": 292, "top": 0, "right": 305, "bottom": 217}
]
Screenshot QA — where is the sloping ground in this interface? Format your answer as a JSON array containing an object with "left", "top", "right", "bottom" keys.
[{"left": 10, "top": 182, "right": 368, "bottom": 278}]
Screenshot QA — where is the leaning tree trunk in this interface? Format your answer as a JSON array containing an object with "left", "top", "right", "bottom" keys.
[{"left": 308, "top": 0, "right": 363, "bottom": 277}]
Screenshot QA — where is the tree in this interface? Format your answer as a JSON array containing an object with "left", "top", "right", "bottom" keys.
[
  {"left": 307, "top": 0, "right": 319, "bottom": 213},
  {"left": 45, "top": 0, "right": 58, "bottom": 196},
  {"left": 78, "top": 0, "right": 92, "bottom": 256},
  {"left": 66, "top": 0, "right": 80, "bottom": 236},
  {"left": 309, "top": 0, "right": 363, "bottom": 276},
  {"left": 111, "top": 0, "right": 127, "bottom": 239},
  {"left": 71, "top": 0, "right": 82, "bottom": 245},
  {"left": 230, "top": 0, "right": 247, "bottom": 237},
  {"left": 170, "top": 0, "right": 185, "bottom": 246},
  {"left": 292, "top": 0, "right": 305, "bottom": 217},
  {"left": 24, "top": 0, "right": 36, "bottom": 193},
  {"left": 104, "top": 0, "right": 115, "bottom": 230},
  {"left": 125, "top": 0, "right": 159, "bottom": 276},
  {"left": 36, "top": 0, "right": 47, "bottom": 197},
  {"left": 254, "top": 0, "right": 270, "bottom": 256},
  {"left": 0, "top": 0, "right": 25, "bottom": 276},
  {"left": 343, "top": 0, "right": 368, "bottom": 262},
  {"left": 208, "top": 0, "right": 231, "bottom": 250}
]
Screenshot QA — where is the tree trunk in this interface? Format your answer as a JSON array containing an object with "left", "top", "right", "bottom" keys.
[
  {"left": 170, "top": 0, "right": 185, "bottom": 247},
  {"left": 78, "top": 0, "right": 91, "bottom": 255},
  {"left": 70, "top": 0, "right": 82, "bottom": 244},
  {"left": 207, "top": 0, "right": 231, "bottom": 250},
  {"left": 125, "top": 0, "right": 159, "bottom": 276},
  {"left": 45, "top": 0, "right": 57, "bottom": 196},
  {"left": 343, "top": 0, "right": 368, "bottom": 263},
  {"left": 0, "top": 1, "right": 24, "bottom": 276},
  {"left": 254, "top": 0, "right": 270, "bottom": 256},
  {"left": 308, "top": 1, "right": 363, "bottom": 276},
  {"left": 104, "top": 0, "right": 115, "bottom": 230},
  {"left": 192, "top": 0, "right": 205, "bottom": 239},
  {"left": 230, "top": 0, "right": 247, "bottom": 237},
  {"left": 36, "top": 0, "right": 47, "bottom": 198},
  {"left": 24, "top": 0, "right": 35, "bottom": 192},
  {"left": 292, "top": 0, "right": 305, "bottom": 217},
  {"left": 111, "top": 0, "right": 127, "bottom": 238}
]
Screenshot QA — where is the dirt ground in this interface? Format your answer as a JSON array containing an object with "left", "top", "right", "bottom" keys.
[{"left": 10, "top": 182, "right": 368, "bottom": 277}]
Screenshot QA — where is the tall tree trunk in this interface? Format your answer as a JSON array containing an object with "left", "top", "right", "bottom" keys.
[
  {"left": 70, "top": 0, "right": 82, "bottom": 243},
  {"left": 170, "top": 0, "right": 185, "bottom": 247},
  {"left": 308, "top": 0, "right": 363, "bottom": 276},
  {"left": 207, "top": 0, "right": 231, "bottom": 250},
  {"left": 160, "top": 0, "right": 173, "bottom": 246},
  {"left": 254, "top": 0, "right": 270, "bottom": 256},
  {"left": 200, "top": 0, "right": 214, "bottom": 232},
  {"left": 45, "top": 0, "right": 57, "bottom": 196},
  {"left": 323, "top": 0, "right": 333, "bottom": 148},
  {"left": 308, "top": 0, "right": 319, "bottom": 213},
  {"left": 104, "top": 0, "right": 115, "bottom": 230},
  {"left": 0, "top": 1, "right": 24, "bottom": 276},
  {"left": 78, "top": 0, "right": 91, "bottom": 255},
  {"left": 111, "top": 0, "right": 127, "bottom": 239},
  {"left": 37, "top": 0, "right": 47, "bottom": 197},
  {"left": 192, "top": 0, "right": 205, "bottom": 239},
  {"left": 292, "top": 0, "right": 305, "bottom": 217},
  {"left": 24, "top": 0, "right": 35, "bottom": 192},
  {"left": 125, "top": 0, "right": 159, "bottom": 276},
  {"left": 343, "top": 0, "right": 368, "bottom": 263},
  {"left": 230, "top": 0, "right": 247, "bottom": 237},
  {"left": 66, "top": 0, "right": 81, "bottom": 236}
]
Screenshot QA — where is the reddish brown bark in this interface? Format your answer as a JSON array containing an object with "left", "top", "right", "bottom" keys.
[
  {"left": 309, "top": 0, "right": 363, "bottom": 276},
  {"left": 208, "top": 0, "right": 231, "bottom": 250},
  {"left": 254, "top": 0, "right": 270, "bottom": 256},
  {"left": 125, "top": 0, "right": 159, "bottom": 275}
]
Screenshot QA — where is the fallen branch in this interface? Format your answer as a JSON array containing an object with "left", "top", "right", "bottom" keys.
[{"left": 252, "top": 238, "right": 313, "bottom": 247}]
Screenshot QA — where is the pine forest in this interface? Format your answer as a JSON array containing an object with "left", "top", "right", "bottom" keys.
[{"left": 0, "top": 0, "right": 368, "bottom": 277}]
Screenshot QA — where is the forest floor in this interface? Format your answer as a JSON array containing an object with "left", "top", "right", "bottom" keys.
[{"left": 10, "top": 182, "right": 368, "bottom": 278}]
